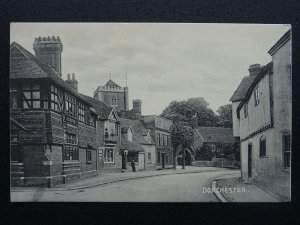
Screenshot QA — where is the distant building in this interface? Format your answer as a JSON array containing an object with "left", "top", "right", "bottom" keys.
[
  {"left": 230, "top": 30, "right": 291, "bottom": 201},
  {"left": 141, "top": 115, "right": 173, "bottom": 169},
  {"left": 10, "top": 39, "right": 98, "bottom": 186},
  {"left": 120, "top": 118, "right": 156, "bottom": 171},
  {"left": 94, "top": 79, "right": 129, "bottom": 111},
  {"left": 193, "top": 126, "right": 235, "bottom": 161}
]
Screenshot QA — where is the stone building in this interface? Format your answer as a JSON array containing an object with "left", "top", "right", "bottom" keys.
[
  {"left": 10, "top": 38, "right": 98, "bottom": 186},
  {"left": 120, "top": 118, "right": 156, "bottom": 171},
  {"left": 141, "top": 115, "right": 173, "bottom": 169},
  {"left": 93, "top": 79, "right": 129, "bottom": 112},
  {"left": 230, "top": 30, "right": 291, "bottom": 201}
]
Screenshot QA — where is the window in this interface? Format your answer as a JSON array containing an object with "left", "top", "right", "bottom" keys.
[
  {"left": 244, "top": 103, "right": 248, "bottom": 118},
  {"left": 115, "top": 124, "right": 119, "bottom": 136},
  {"left": 64, "top": 146, "right": 79, "bottom": 161},
  {"left": 283, "top": 134, "right": 291, "bottom": 169},
  {"left": 148, "top": 152, "right": 151, "bottom": 162},
  {"left": 86, "top": 111, "right": 95, "bottom": 126},
  {"left": 167, "top": 136, "right": 169, "bottom": 146},
  {"left": 104, "top": 149, "right": 114, "bottom": 163},
  {"left": 254, "top": 87, "right": 259, "bottom": 106},
  {"left": 157, "top": 133, "right": 160, "bottom": 145},
  {"left": 65, "top": 93, "right": 76, "bottom": 117},
  {"left": 66, "top": 133, "right": 77, "bottom": 144},
  {"left": 22, "top": 83, "right": 41, "bottom": 108},
  {"left": 211, "top": 144, "right": 216, "bottom": 151},
  {"left": 86, "top": 150, "right": 92, "bottom": 163},
  {"left": 111, "top": 97, "right": 117, "bottom": 106},
  {"left": 157, "top": 152, "right": 161, "bottom": 163},
  {"left": 259, "top": 136, "right": 266, "bottom": 157},
  {"left": 10, "top": 84, "right": 19, "bottom": 109},
  {"left": 78, "top": 102, "right": 86, "bottom": 123},
  {"left": 162, "top": 134, "right": 165, "bottom": 146},
  {"left": 166, "top": 155, "right": 168, "bottom": 164}
]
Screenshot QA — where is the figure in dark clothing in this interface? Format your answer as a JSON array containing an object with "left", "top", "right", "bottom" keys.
[{"left": 131, "top": 159, "right": 136, "bottom": 172}]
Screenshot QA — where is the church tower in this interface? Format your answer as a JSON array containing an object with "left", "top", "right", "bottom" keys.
[{"left": 33, "top": 36, "right": 63, "bottom": 75}]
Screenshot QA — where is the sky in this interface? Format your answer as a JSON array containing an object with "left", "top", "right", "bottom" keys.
[{"left": 10, "top": 23, "right": 290, "bottom": 115}]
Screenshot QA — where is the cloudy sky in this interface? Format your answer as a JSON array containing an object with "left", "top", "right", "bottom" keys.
[{"left": 11, "top": 23, "right": 290, "bottom": 115}]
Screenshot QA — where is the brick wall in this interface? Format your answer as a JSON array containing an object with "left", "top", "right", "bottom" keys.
[
  {"left": 22, "top": 145, "right": 49, "bottom": 177},
  {"left": 50, "top": 145, "right": 63, "bottom": 176},
  {"left": 79, "top": 148, "right": 96, "bottom": 172},
  {"left": 50, "top": 111, "right": 64, "bottom": 144},
  {"left": 78, "top": 122, "right": 96, "bottom": 148}
]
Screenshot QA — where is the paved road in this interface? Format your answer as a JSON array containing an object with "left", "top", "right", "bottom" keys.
[{"left": 11, "top": 170, "right": 239, "bottom": 202}]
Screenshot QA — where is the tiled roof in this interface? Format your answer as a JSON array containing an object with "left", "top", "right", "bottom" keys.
[
  {"left": 121, "top": 137, "right": 145, "bottom": 152},
  {"left": 229, "top": 75, "right": 257, "bottom": 102},
  {"left": 10, "top": 42, "right": 91, "bottom": 105},
  {"left": 80, "top": 94, "right": 113, "bottom": 120},
  {"left": 104, "top": 79, "right": 121, "bottom": 88},
  {"left": 118, "top": 109, "right": 136, "bottom": 119},
  {"left": 194, "top": 126, "right": 234, "bottom": 144},
  {"left": 120, "top": 118, "right": 154, "bottom": 145}
]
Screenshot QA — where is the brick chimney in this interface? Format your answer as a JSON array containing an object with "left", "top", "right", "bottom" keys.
[
  {"left": 132, "top": 99, "right": 142, "bottom": 120},
  {"left": 248, "top": 64, "right": 261, "bottom": 76},
  {"left": 65, "top": 73, "right": 78, "bottom": 91},
  {"left": 33, "top": 36, "right": 63, "bottom": 75}
]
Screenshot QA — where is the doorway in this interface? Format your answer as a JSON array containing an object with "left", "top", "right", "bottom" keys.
[
  {"left": 161, "top": 153, "right": 165, "bottom": 168},
  {"left": 248, "top": 144, "right": 252, "bottom": 178}
]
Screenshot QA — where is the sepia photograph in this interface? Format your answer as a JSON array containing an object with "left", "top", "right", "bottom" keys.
[{"left": 9, "top": 23, "right": 291, "bottom": 202}]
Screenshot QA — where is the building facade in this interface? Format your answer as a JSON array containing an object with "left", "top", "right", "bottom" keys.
[
  {"left": 94, "top": 79, "right": 129, "bottom": 111},
  {"left": 141, "top": 115, "right": 173, "bottom": 168},
  {"left": 10, "top": 39, "right": 98, "bottom": 186},
  {"left": 81, "top": 95, "right": 123, "bottom": 173},
  {"left": 230, "top": 30, "right": 291, "bottom": 201}
]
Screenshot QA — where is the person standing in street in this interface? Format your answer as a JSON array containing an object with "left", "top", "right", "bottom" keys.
[{"left": 131, "top": 159, "right": 136, "bottom": 172}]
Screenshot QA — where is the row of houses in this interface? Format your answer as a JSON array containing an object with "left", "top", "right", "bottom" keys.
[
  {"left": 230, "top": 29, "right": 291, "bottom": 201},
  {"left": 10, "top": 37, "right": 175, "bottom": 186}
]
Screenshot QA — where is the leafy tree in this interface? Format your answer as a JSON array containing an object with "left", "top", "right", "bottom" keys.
[
  {"left": 195, "top": 144, "right": 214, "bottom": 161},
  {"left": 161, "top": 97, "right": 219, "bottom": 127},
  {"left": 216, "top": 104, "right": 233, "bottom": 128},
  {"left": 170, "top": 121, "right": 194, "bottom": 169}
]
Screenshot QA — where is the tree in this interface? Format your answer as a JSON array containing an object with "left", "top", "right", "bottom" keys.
[
  {"left": 170, "top": 121, "right": 194, "bottom": 169},
  {"left": 161, "top": 97, "right": 219, "bottom": 127},
  {"left": 216, "top": 104, "right": 233, "bottom": 128}
]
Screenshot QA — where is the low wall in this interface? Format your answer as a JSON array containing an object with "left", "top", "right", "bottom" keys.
[{"left": 193, "top": 161, "right": 212, "bottom": 167}]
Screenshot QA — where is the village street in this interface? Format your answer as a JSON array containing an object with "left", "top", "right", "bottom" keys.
[{"left": 11, "top": 168, "right": 240, "bottom": 202}]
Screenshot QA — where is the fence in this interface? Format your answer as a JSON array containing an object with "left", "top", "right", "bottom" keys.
[{"left": 194, "top": 158, "right": 235, "bottom": 168}]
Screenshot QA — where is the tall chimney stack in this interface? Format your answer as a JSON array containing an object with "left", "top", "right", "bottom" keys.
[
  {"left": 248, "top": 64, "right": 261, "bottom": 76},
  {"left": 132, "top": 99, "right": 142, "bottom": 120},
  {"left": 33, "top": 36, "right": 63, "bottom": 75},
  {"left": 65, "top": 73, "right": 78, "bottom": 91}
]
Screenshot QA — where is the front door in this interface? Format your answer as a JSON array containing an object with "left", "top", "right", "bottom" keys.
[
  {"left": 138, "top": 152, "right": 145, "bottom": 170},
  {"left": 97, "top": 148, "right": 104, "bottom": 172},
  {"left": 161, "top": 153, "right": 165, "bottom": 168},
  {"left": 248, "top": 144, "right": 252, "bottom": 178}
]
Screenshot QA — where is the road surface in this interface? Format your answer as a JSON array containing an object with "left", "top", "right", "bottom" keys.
[{"left": 11, "top": 169, "right": 239, "bottom": 202}]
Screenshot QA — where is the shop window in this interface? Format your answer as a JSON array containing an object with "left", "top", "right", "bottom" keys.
[
  {"left": 64, "top": 146, "right": 79, "bottom": 161},
  {"left": 86, "top": 150, "right": 92, "bottom": 163},
  {"left": 283, "top": 134, "right": 291, "bottom": 169},
  {"left": 259, "top": 135, "right": 266, "bottom": 157},
  {"left": 104, "top": 149, "right": 114, "bottom": 163},
  {"left": 157, "top": 133, "right": 160, "bottom": 145}
]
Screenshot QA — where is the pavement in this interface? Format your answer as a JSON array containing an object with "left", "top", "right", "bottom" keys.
[
  {"left": 215, "top": 177, "right": 280, "bottom": 202},
  {"left": 11, "top": 166, "right": 229, "bottom": 192}
]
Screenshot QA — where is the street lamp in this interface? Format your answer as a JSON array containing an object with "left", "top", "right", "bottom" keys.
[{"left": 123, "top": 149, "right": 128, "bottom": 170}]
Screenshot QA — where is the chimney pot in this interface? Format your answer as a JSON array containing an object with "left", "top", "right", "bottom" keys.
[
  {"left": 72, "top": 73, "right": 75, "bottom": 80},
  {"left": 67, "top": 74, "right": 70, "bottom": 80},
  {"left": 248, "top": 64, "right": 261, "bottom": 76}
]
